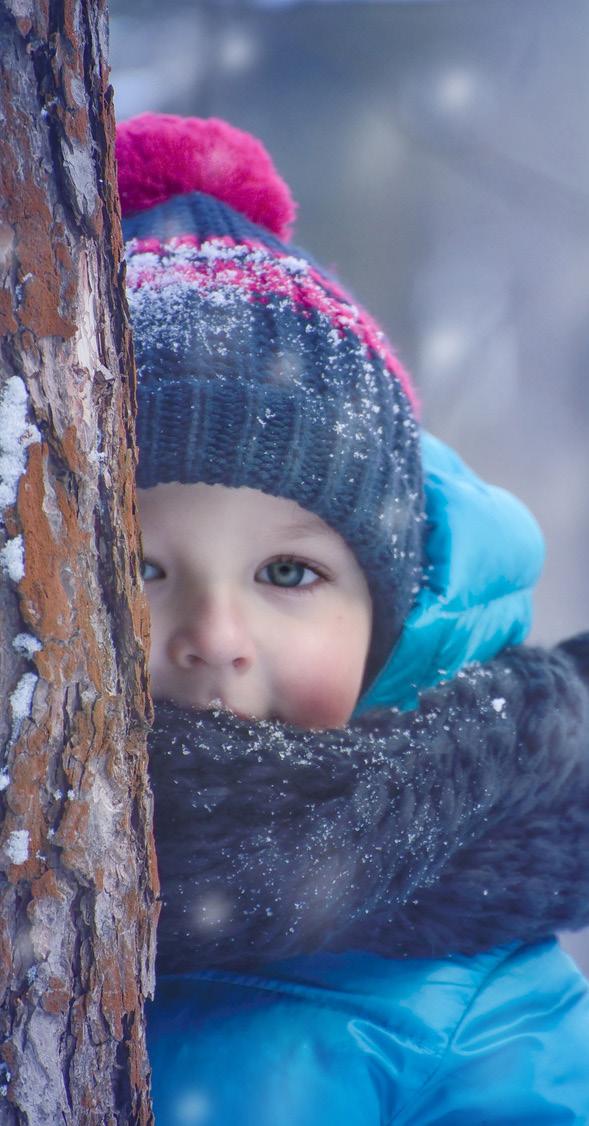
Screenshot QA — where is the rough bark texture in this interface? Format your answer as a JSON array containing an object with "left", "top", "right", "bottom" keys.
[{"left": 0, "top": 2, "right": 157, "bottom": 1122}]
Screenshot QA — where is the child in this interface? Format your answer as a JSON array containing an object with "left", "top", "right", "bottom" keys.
[{"left": 116, "top": 114, "right": 589, "bottom": 1124}]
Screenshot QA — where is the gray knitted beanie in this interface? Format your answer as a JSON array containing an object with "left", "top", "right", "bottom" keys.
[{"left": 117, "top": 113, "right": 424, "bottom": 678}]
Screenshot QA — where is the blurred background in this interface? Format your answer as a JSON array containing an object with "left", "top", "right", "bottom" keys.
[{"left": 109, "top": 0, "right": 589, "bottom": 971}]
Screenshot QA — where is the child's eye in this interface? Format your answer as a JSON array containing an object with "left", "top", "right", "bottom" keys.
[
  {"left": 141, "top": 558, "right": 165, "bottom": 583},
  {"left": 257, "top": 558, "right": 324, "bottom": 589}
]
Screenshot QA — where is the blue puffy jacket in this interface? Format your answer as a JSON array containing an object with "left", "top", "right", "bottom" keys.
[{"left": 148, "top": 434, "right": 589, "bottom": 1124}]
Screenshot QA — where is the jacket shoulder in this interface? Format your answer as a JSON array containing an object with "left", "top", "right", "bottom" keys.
[
  {"left": 149, "top": 941, "right": 589, "bottom": 1124},
  {"left": 397, "top": 938, "right": 589, "bottom": 1124}
]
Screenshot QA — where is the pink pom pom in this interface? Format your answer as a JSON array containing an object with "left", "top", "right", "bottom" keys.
[{"left": 116, "top": 113, "right": 297, "bottom": 240}]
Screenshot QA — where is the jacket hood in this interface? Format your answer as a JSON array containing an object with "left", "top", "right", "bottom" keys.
[{"left": 356, "top": 431, "right": 545, "bottom": 715}]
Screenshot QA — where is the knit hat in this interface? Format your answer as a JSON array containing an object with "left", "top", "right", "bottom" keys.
[{"left": 117, "top": 113, "right": 424, "bottom": 679}]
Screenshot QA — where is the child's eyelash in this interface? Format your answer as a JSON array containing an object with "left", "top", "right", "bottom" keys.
[{"left": 270, "top": 555, "right": 329, "bottom": 578}]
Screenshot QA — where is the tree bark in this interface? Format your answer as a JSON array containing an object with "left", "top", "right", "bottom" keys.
[{"left": 0, "top": 2, "right": 157, "bottom": 1122}]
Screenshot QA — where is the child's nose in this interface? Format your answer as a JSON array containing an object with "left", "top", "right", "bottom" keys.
[{"left": 167, "top": 591, "right": 255, "bottom": 672}]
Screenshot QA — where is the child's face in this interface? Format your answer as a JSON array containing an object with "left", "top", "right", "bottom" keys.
[{"left": 137, "top": 483, "right": 373, "bottom": 729}]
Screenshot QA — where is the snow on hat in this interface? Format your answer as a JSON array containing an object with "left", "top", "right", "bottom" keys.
[{"left": 117, "top": 112, "right": 424, "bottom": 678}]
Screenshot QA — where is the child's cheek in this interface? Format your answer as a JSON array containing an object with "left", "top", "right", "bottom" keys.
[{"left": 280, "top": 654, "right": 363, "bottom": 730}]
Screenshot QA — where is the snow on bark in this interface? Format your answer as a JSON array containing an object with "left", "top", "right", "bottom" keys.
[
  {"left": 0, "top": 3, "right": 157, "bottom": 1123},
  {"left": 0, "top": 536, "right": 24, "bottom": 583},
  {"left": 0, "top": 377, "right": 42, "bottom": 512}
]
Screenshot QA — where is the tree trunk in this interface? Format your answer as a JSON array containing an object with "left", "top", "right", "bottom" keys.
[{"left": 0, "top": 2, "right": 157, "bottom": 1122}]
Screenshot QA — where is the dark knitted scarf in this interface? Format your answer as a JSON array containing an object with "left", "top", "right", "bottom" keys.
[{"left": 149, "top": 634, "right": 589, "bottom": 973}]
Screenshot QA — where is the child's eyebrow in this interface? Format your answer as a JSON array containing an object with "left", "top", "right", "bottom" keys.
[{"left": 274, "top": 515, "right": 334, "bottom": 541}]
